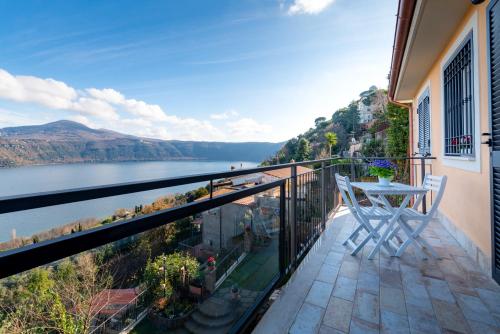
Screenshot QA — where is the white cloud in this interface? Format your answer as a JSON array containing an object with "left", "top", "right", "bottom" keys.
[
  {"left": 0, "top": 68, "right": 77, "bottom": 110},
  {"left": 288, "top": 0, "right": 335, "bottom": 15},
  {"left": 210, "top": 110, "right": 239, "bottom": 120},
  {"left": 70, "top": 97, "right": 119, "bottom": 120},
  {"left": 86, "top": 88, "right": 125, "bottom": 104},
  {"left": 0, "top": 69, "right": 118, "bottom": 120},
  {"left": 87, "top": 87, "right": 168, "bottom": 122},
  {"left": 0, "top": 68, "right": 276, "bottom": 142},
  {"left": 226, "top": 118, "right": 273, "bottom": 141},
  {"left": 0, "top": 107, "right": 45, "bottom": 128},
  {"left": 122, "top": 99, "right": 168, "bottom": 122}
]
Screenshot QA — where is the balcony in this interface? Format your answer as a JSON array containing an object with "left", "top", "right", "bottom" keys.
[
  {"left": 0, "top": 157, "right": 498, "bottom": 333},
  {"left": 254, "top": 208, "right": 500, "bottom": 334}
]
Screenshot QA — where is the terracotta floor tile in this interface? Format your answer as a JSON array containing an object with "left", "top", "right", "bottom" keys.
[
  {"left": 323, "top": 297, "right": 353, "bottom": 332},
  {"left": 353, "top": 290, "right": 380, "bottom": 325},
  {"left": 432, "top": 299, "right": 470, "bottom": 333}
]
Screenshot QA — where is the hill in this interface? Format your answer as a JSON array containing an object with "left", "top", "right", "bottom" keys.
[
  {"left": 0, "top": 120, "right": 283, "bottom": 167},
  {"left": 263, "top": 86, "right": 409, "bottom": 164}
]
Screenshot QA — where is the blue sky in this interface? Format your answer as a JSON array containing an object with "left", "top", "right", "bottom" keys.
[{"left": 0, "top": 0, "right": 397, "bottom": 142}]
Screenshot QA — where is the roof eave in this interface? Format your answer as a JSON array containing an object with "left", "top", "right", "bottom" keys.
[{"left": 388, "top": 0, "right": 417, "bottom": 101}]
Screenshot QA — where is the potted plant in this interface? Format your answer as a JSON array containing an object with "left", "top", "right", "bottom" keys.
[
  {"left": 368, "top": 159, "right": 396, "bottom": 186},
  {"left": 461, "top": 135, "right": 472, "bottom": 154},
  {"left": 207, "top": 256, "right": 216, "bottom": 271}
]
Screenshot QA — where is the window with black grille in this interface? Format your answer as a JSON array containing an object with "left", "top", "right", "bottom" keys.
[
  {"left": 444, "top": 34, "right": 474, "bottom": 157},
  {"left": 417, "top": 90, "right": 430, "bottom": 155}
]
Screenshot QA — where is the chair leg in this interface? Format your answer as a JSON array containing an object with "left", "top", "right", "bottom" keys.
[
  {"left": 367, "top": 220, "right": 393, "bottom": 260},
  {"left": 343, "top": 224, "right": 365, "bottom": 246},
  {"left": 349, "top": 219, "right": 384, "bottom": 256},
  {"left": 386, "top": 225, "right": 401, "bottom": 242},
  {"left": 410, "top": 218, "right": 439, "bottom": 259},
  {"left": 395, "top": 220, "right": 426, "bottom": 259},
  {"left": 351, "top": 231, "right": 374, "bottom": 256}
]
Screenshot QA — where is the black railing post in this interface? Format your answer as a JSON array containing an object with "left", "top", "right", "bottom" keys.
[
  {"left": 350, "top": 158, "right": 356, "bottom": 180},
  {"left": 320, "top": 161, "right": 326, "bottom": 231},
  {"left": 279, "top": 182, "right": 286, "bottom": 275},
  {"left": 420, "top": 157, "right": 427, "bottom": 214},
  {"left": 290, "top": 165, "right": 297, "bottom": 267}
]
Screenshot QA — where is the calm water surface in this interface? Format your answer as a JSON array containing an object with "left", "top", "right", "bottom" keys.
[{"left": 0, "top": 161, "right": 257, "bottom": 241}]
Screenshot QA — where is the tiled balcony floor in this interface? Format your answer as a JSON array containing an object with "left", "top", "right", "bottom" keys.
[{"left": 253, "top": 208, "right": 500, "bottom": 334}]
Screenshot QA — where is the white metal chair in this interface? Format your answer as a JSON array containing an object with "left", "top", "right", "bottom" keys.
[
  {"left": 388, "top": 174, "right": 447, "bottom": 258},
  {"left": 335, "top": 173, "right": 393, "bottom": 256}
]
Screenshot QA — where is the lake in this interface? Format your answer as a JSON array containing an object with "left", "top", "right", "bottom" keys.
[{"left": 0, "top": 160, "right": 258, "bottom": 242}]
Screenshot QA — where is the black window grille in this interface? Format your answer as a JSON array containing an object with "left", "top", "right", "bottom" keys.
[
  {"left": 444, "top": 34, "right": 474, "bottom": 156},
  {"left": 417, "top": 91, "right": 431, "bottom": 155}
]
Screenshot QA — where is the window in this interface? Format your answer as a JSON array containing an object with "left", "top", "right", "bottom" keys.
[
  {"left": 443, "top": 34, "right": 474, "bottom": 157},
  {"left": 417, "top": 89, "right": 430, "bottom": 155}
]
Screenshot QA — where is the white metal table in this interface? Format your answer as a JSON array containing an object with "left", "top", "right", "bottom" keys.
[{"left": 350, "top": 182, "right": 428, "bottom": 259}]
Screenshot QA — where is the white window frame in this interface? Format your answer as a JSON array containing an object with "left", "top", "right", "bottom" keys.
[
  {"left": 417, "top": 83, "right": 431, "bottom": 156},
  {"left": 440, "top": 12, "right": 481, "bottom": 172}
]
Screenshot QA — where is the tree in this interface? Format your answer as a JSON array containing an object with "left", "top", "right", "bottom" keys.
[
  {"left": 332, "top": 102, "right": 360, "bottom": 136},
  {"left": 386, "top": 102, "right": 409, "bottom": 157},
  {"left": 185, "top": 187, "right": 209, "bottom": 202},
  {"left": 0, "top": 255, "right": 112, "bottom": 334},
  {"left": 143, "top": 252, "right": 199, "bottom": 304},
  {"left": 295, "top": 138, "right": 311, "bottom": 161},
  {"left": 276, "top": 151, "right": 286, "bottom": 164},
  {"left": 314, "top": 117, "right": 326, "bottom": 128},
  {"left": 324, "top": 132, "right": 338, "bottom": 157},
  {"left": 361, "top": 139, "right": 385, "bottom": 157}
]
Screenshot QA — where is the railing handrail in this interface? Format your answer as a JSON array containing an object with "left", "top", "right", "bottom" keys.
[
  {"left": 0, "top": 179, "right": 286, "bottom": 279},
  {"left": 0, "top": 157, "right": 338, "bottom": 214},
  {"left": 0, "top": 155, "right": 435, "bottom": 215}
]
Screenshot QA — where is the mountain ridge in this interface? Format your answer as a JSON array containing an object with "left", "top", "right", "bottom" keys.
[{"left": 0, "top": 120, "right": 283, "bottom": 167}]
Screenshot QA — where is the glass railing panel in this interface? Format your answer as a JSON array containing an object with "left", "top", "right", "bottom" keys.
[{"left": 130, "top": 189, "right": 282, "bottom": 334}]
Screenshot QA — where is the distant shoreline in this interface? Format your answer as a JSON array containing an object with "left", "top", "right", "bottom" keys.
[{"left": 0, "top": 158, "right": 262, "bottom": 169}]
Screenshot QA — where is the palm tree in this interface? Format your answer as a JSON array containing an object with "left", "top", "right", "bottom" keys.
[{"left": 325, "top": 132, "right": 338, "bottom": 157}]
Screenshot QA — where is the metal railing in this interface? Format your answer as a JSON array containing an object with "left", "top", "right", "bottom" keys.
[{"left": 0, "top": 155, "right": 435, "bottom": 333}]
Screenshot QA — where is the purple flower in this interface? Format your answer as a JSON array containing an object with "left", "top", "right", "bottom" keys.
[{"left": 369, "top": 160, "right": 396, "bottom": 170}]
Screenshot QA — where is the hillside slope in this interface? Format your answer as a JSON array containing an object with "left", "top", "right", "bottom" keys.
[
  {"left": 0, "top": 120, "right": 283, "bottom": 166},
  {"left": 263, "top": 87, "right": 408, "bottom": 164}
]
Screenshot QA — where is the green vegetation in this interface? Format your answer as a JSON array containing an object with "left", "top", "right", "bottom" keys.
[
  {"left": 0, "top": 254, "right": 112, "bottom": 333},
  {"left": 295, "top": 138, "right": 312, "bottom": 162},
  {"left": 324, "top": 132, "right": 338, "bottom": 157},
  {"left": 143, "top": 252, "right": 200, "bottom": 304},
  {"left": 361, "top": 139, "right": 385, "bottom": 157},
  {"left": 386, "top": 102, "right": 410, "bottom": 157}
]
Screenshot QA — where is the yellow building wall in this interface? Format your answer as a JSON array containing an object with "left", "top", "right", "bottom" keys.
[{"left": 411, "top": 2, "right": 491, "bottom": 258}]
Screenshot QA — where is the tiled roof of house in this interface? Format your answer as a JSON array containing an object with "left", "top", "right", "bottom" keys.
[
  {"left": 196, "top": 187, "right": 255, "bottom": 206},
  {"left": 233, "top": 196, "right": 255, "bottom": 206},
  {"left": 263, "top": 166, "right": 314, "bottom": 179},
  {"left": 91, "top": 288, "right": 140, "bottom": 316},
  {"left": 196, "top": 188, "right": 234, "bottom": 201}
]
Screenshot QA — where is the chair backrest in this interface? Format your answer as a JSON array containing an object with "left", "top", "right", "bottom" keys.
[
  {"left": 335, "top": 173, "right": 362, "bottom": 214},
  {"left": 414, "top": 174, "right": 447, "bottom": 217}
]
